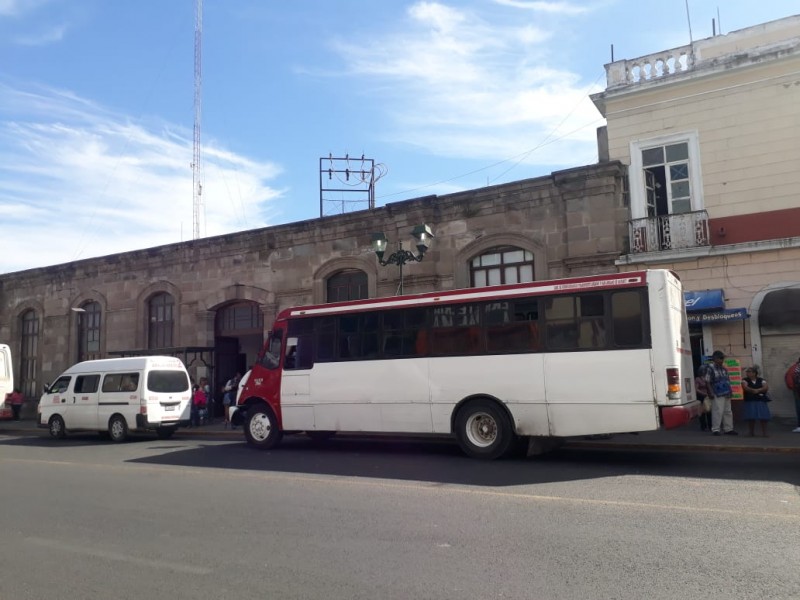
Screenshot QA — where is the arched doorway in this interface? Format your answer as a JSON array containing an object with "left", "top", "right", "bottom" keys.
[
  {"left": 758, "top": 287, "right": 800, "bottom": 419},
  {"left": 214, "top": 301, "right": 264, "bottom": 415}
]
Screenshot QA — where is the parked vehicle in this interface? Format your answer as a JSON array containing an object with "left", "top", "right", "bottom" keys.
[
  {"left": 0, "top": 344, "right": 13, "bottom": 420},
  {"left": 38, "top": 356, "right": 191, "bottom": 441},
  {"left": 232, "top": 269, "right": 698, "bottom": 459}
]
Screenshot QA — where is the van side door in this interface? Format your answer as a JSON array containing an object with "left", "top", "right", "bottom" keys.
[
  {"left": 98, "top": 372, "right": 140, "bottom": 430},
  {"left": 71, "top": 374, "right": 101, "bottom": 430}
]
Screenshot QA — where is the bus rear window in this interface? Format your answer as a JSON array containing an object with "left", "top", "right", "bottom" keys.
[{"left": 147, "top": 371, "right": 190, "bottom": 393}]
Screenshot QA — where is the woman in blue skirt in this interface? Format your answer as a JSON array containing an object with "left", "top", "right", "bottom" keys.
[{"left": 741, "top": 366, "right": 771, "bottom": 437}]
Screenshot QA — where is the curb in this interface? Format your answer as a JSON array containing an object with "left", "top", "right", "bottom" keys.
[
  {"left": 562, "top": 441, "right": 800, "bottom": 454},
  {"left": 3, "top": 424, "right": 799, "bottom": 454}
]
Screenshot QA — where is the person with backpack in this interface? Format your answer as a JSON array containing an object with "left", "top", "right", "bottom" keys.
[
  {"left": 704, "top": 350, "right": 738, "bottom": 436},
  {"left": 788, "top": 357, "right": 800, "bottom": 433}
]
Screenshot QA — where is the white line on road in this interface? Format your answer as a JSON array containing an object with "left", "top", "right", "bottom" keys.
[{"left": 25, "top": 536, "right": 212, "bottom": 575}]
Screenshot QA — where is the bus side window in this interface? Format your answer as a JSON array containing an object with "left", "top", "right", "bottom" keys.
[{"left": 285, "top": 336, "right": 313, "bottom": 370}]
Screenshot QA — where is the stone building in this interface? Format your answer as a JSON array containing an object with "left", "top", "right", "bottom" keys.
[
  {"left": 0, "top": 161, "right": 627, "bottom": 411},
  {"left": 591, "top": 15, "right": 800, "bottom": 418}
]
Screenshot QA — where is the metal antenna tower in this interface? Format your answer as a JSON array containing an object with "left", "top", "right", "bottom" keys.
[{"left": 191, "top": 0, "right": 203, "bottom": 239}]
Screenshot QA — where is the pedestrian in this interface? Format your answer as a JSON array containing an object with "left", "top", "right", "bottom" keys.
[
  {"left": 789, "top": 357, "right": 800, "bottom": 433},
  {"left": 695, "top": 364, "right": 712, "bottom": 431},
  {"left": 6, "top": 388, "right": 24, "bottom": 421},
  {"left": 199, "top": 377, "right": 211, "bottom": 421},
  {"left": 741, "top": 366, "right": 770, "bottom": 437},
  {"left": 191, "top": 384, "right": 207, "bottom": 427},
  {"left": 222, "top": 372, "right": 241, "bottom": 429},
  {"left": 704, "top": 350, "right": 737, "bottom": 436}
]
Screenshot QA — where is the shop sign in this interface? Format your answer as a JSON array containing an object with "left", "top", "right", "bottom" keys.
[{"left": 687, "top": 308, "right": 749, "bottom": 324}]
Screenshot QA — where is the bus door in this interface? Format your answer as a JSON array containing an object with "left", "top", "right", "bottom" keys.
[{"left": 279, "top": 333, "right": 315, "bottom": 430}]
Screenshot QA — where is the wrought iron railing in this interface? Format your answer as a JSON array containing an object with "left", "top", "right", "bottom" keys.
[{"left": 629, "top": 210, "right": 709, "bottom": 254}]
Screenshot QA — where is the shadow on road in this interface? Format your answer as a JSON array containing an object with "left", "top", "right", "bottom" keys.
[
  {"left": 130, "top": 434, "right": 800, "bottom": 488},
  {"left": 3, "top": 431, "right": 799, "bottom": 487}
]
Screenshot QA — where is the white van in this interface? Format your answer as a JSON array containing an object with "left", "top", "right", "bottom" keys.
[
  {"left": 38, "top": 356, "right": 191, "bottom": 442},
  {"left": 0, "top": 344, "right": 13, "bottom": 419}
]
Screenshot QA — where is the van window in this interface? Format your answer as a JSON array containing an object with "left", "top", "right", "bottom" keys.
[
  {"left": 147, "top": 370, "right": 190, "bottom": 393},
  {"left": 102, "top": 373, "right": 140, "bottom": 393},
  {"left": 75, "top": 375, "right": 100, "bottom": 394},
  {"left": 49, "top": 376, "right": 71, "bottom": 394}
]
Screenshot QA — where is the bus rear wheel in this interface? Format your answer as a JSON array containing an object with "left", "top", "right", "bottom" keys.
[
  {"left": 244, "top": 404, "right": 283, "bottom": 450},
  {"left": 455, "top": 400, "right": 514, "bottom": 460}
]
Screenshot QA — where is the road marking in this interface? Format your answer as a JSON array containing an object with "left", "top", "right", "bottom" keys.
[{"left": 25, "top": 536, "right": 211, "bottom": 575}]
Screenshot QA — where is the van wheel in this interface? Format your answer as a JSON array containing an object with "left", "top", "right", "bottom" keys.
[
  {"left": 108, "top": 415, "right": 128, "bottom": 443},
  {"left": 156, "top": 427, "right": 175, "bottom": 440},
  {"left": 48, "top": 415, "right": 66, "bottom": 439},
  {"left": 244, "top": 404, "right": 282, "bottom": 450},
  {"left": 455, "top": 399, "right": 515, "bottom": 460}
]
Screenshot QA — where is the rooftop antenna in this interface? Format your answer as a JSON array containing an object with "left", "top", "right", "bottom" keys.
[
  {"left": 191, "top": 0, "right": 204, "bottom": 240},
  {"left": 684, "top": 0, "right": 694, "bottom": 44}
]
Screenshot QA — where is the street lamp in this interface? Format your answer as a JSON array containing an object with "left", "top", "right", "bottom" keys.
[{"left": 371, "top": 224, "right": 434, "bottom": 295}]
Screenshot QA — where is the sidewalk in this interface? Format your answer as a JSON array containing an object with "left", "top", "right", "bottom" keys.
[{"left": 2, "top": 415, "right": 799, "bottom": 453}]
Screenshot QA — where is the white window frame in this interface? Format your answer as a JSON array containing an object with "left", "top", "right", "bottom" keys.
[{"left": 629, "top": 131, "right": 704, "bottom": 220}]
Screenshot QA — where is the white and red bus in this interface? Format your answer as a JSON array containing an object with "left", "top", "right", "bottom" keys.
[{"left": 233, "top": 269, "right": 698, "bottom": 459}]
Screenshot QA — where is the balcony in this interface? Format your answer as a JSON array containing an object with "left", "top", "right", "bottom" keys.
[{"left": 629, "top": 210, "right": 710, "bottom": 254}]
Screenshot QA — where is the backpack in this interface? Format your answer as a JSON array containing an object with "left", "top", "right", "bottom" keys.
[{"left": 786, "top": 363, "right": 800, "bottom": 391}]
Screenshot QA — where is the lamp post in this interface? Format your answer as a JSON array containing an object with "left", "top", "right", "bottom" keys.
[{"left": 371, "top": 224, "right": 434, "bottom": 295}]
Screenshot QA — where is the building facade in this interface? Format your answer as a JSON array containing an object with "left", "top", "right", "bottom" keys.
[
  {"left": 591, "top": 15, "right": 800, "bottom": 418},
  {"left": 0, "top": 162, "right": 627, "bottom": 412}
]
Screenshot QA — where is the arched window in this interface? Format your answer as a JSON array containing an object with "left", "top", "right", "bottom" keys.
[
  {"left": 19, "top": 309, "right": 39, "bottom": 398},
  {"left": 148, "top": 293, "right": 175, "bottom": 349},
  {"left": 327, "top": 269, "right": 368, "bottom": 303},
  {"left": 470, "top": 246, "right": 535, "bottom": 287},
  {"left": 77, "top": 301, "right": 102, "bottom": 362}
]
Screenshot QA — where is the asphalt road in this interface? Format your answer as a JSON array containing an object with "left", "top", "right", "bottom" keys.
[{"left": 1, "top": 433, "right": 798, "bottom": 600}]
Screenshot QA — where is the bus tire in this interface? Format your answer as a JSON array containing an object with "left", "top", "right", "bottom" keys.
[
  {"left": 156, "top": 427, "right": 175, "bottom": 440},
  {"left": 455, "top": 400, "right": 514, "bottom": 460},
  {"left": 244, "top": 404, "right": 283, "bottom": 450},
  {"left": 48, "top": 415, "right": 66, "bottom": 439},
  {"left": 108, "top": 415, "right": 128, "bottom": 443}
]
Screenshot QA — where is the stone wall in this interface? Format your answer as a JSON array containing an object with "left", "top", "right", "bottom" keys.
[{"left": 0, "top": 161, "right": 627, "bottom": 389}]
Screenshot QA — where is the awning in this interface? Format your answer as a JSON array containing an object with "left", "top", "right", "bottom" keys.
[
  {"left": 684, "top": 289, "right": 725, "bottom": 311},
  {"left": 687, "top": 308, "right": 749, "bottom": 324}
]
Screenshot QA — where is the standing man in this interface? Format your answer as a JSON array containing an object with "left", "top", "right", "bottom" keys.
[
  {"left": 6, "top": 388, "right": 24, "bottom": 421},
  {"left": 792, "top": 357, "right": 800, "bottom": 433},
  {"left": 705, "top": 350, "right": 738, "bottom": 436}
]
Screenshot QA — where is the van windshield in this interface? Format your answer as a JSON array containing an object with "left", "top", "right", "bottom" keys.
[{"left": 147, "top": 371, "right": 190, "bottom": 393}]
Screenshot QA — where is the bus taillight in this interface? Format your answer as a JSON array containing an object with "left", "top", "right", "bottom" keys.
[{"left": 666, "top": 367, "right": 681, "bottom": 399}]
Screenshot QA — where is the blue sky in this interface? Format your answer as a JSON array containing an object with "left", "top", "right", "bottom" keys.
[{"left": 1, "top": 0, "right": 797, "bottom": 273}]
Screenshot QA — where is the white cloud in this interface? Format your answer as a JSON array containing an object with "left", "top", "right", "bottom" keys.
[
  {"left": 492, "top": 0, "right": 589, "bottom": 15},
  {"left": 0, "top": 83, "right": 283, "bottom": 273},
  {"left": 12, "top": 23, "right": 67, "bottom": 45},
  {"left": 331, "top": 1, "right": 603, "bottom": 170},
  {"left": 0, "top": 0, "right": 52, "bottom": 18}
]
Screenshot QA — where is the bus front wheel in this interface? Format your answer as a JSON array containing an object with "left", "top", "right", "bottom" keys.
[
  {"left": 455, "top": 400, "right": 514, "bottom": 460},
  {"left": 244, "top": 404, "right": 283, "bottom": 450}
]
